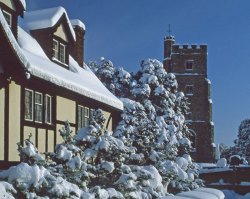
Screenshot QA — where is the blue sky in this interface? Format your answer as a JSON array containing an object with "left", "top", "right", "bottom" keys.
[{"left": 25, "top": 0, "right": 250, "bottom": 146}]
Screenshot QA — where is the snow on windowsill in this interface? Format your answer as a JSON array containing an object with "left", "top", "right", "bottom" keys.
[{"left": 52, "top": 57, "right": 68, "bottom": 67}]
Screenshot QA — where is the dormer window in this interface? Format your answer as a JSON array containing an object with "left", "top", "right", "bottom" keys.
[
  {"left": 59, "top": 43, "right": 66, "bottom": 63},
  {"left": 52, "top": 39, "right": 59, "bottom": 59},
  {"left": 52, "top": 39, "right": 67, "bottom": 65},
  {"left": 2, "top": 10, "right": 12, "bottom": 28}
]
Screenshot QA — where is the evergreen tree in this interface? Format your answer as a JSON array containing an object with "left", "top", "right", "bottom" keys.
[
  {"left": 234, "top": 119, "right": 250, "bottom": 162},
  {"left": 90, "top": 58, "right": 202, "bottom": 193}
]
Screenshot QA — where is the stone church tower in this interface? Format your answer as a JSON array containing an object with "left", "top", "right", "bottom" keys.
[{"left": 163, "top": 35, "right": 214, "bottom": 162}]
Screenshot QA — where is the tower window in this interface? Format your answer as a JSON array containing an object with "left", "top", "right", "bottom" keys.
[
  {"left": 185, "top": 85, "right": 194, "bottom": 96},
  {"left": 186, "top": 60, "right": 194, "bottom": 70},
  {"left": 2, "top": 10, "right": 12, "bottom": 28}
]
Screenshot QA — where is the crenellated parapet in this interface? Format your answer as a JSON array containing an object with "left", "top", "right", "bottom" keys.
[{"left": 172, "top": 44, "right": 207, "bottom": 54}]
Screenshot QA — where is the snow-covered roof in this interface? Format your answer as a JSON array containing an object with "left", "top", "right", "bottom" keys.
[
  {"left": 23, "top": 7, "right": 76, "bottom": 41},
  {"left": 0, "top": 9, "right": 123, "bottom": 111},
  {"left": 18, "top": 0, "right": 26, "bottom": 10},
  {"left": 0, "top": 10, "right": 29, "bottom": 69},
  {"left": 70, "top": 19, "right": 85, "bottom": 30},
  {"left": 18, "top": 27, "right": 123, "bottom": 110}
]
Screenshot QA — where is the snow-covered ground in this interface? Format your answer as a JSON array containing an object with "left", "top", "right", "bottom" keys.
[{"left": 222, "top": 190, "right": 250, "bottom": 199}]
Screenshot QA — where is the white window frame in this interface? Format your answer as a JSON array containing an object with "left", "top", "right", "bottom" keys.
[
  {"left": 52, "top": 39, "right": 59, "bottom": 60},
  {"left": 24, "top": 89, "right": 34, "bottom": 121},
  {"left": 2, "top": 10, "right": 12, "bottom": 28},
  {"left": 77, "top": 105, "right": 90, "bottom": 130},
  {"left": 84, "top": 107, "right": 90, "bottom": 127},
  {"left": 45, "top": 95, "right": 52, "bottom": 124},
  {"left": 185, "top": 85, "right": 194, "bottom": 96},
  {"left": 34, "top": 92, "right": 43, "bottom": 123},
  {"left": 185, "top": 60, "right": 194, "bottom": 71},
  {"left": 77, "top": 105, "right": 84, "bottom": 130},
  {"left": 59, "top": 43, "right": 66, "bottom": 64}
]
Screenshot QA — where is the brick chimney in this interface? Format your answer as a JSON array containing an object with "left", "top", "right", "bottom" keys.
[{"left": 70, "top": 19, "right": 85, "bottom": 67}]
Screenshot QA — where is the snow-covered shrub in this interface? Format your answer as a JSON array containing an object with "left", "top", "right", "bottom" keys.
[
  {"left": 0, "top": 181, "right": 17, "bottom": 199},
  {"left": 0, "top": 161, "right": 83, "bottom": 198},
  {"left": 17, "top": 134, "right": 45, "bottom": 166}
]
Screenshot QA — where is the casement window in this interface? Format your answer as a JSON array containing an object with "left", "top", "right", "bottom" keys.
[
  {"left": 2, "top": 10, "right": 11, "bottom": 28},
  {"left": 34, "top": 92, "right": 43, "bottom": 123},
  {"left": 24, "top": 89, "right": 52, "bottom": 124},
  {"left": 45, "top": 95, "right": 52, "bottom": 124},
  {"left": 52, "top": 39, "right": 59, "bottom": 60},
  {"left": 185, "top": 60, "right": 194, "bottom": 70},
  {"left": 59, "top": 43, "right": 66, "bottom": 63},
  {"left": 185, "top": 85, "right": 194, "bottom": 96},
  {"left": 24, "top": 89, "right": 33, "bottom": 121},
  {"left": 52, "top": 39, "right": 66, "bottom": 64},
  {"left": 77, "top": 105, "right": 90, "bottom": 130}
]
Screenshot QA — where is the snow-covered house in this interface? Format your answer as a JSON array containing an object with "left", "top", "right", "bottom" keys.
[{"left": 0, "top": 1, "right": 123, "bottom": 168}]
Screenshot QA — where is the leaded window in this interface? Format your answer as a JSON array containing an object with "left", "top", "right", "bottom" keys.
[
  {"left": 24, "top": 89, "right": 52, "bottom": 124},
  {"left": 52, "top": 39, "right": 59, "bottom": 60},
  {"left": 45, "top": 95, "right": 52, "bottom": 124},
  {"left": 34, "top": 92, "right": 43, "bottom": 122},
  {"left": 59, "top": 43, "right": 66, "bottom": 63},
  {"left": 2, "top": 10, "right": 11, "bottom": 28},
  {"left": 24, "top": 89, "right": 33, "bottom": 121},
  {"left": 77, "top": 105, "right": 90, "bottom": 130}
]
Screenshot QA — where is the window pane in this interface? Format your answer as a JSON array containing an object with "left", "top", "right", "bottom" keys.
[
  {"left": 25, "top": 90, "right": 33, "bottom": 120},
  {"left": 186, "top": 85, "right": 193, "bottom": 95},
  {"left": 35, "top": 104, "right": 42, "bottom": 122},
  {"left": 186, "top": 61, "right": 193, "bottom": 70},
  {"left": 34, "top": 93, "right": 43, "bottom": 122},
  {"left": 59, "top": 44, "right": 65, "bottom": 63},
  {"left": 84, "top": 107, "right": 89, "bottom": 127},
  {"left": 45, "top": 95, "right": 51, "bottom": 124},
  {"left": 3, "top": 11, "right": 11, "bottom": 27},
  {"left": 77, "top": 106, "right": 84, "bottom": 130},
  {"left": 53, "top": 40, "right": 59, "bottom": 59},
  {"left": 35, "top": 93, "right": 42, "bottom": 104}
]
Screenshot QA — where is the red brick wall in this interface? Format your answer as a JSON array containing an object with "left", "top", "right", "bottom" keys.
[{"left": 69, "top": 26, "right": 85, "bottom": 67}]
